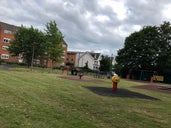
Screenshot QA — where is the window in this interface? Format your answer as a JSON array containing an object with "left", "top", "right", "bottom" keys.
[
  {"left": 2, "top": 46, "right": 9, "bottom": 50},
  {"left": 94, "top": 60, "right": 98, "bottom": 64},
  {"left": 62, "top": 44, "right": 66, "bottom": 47},
  {"left": 1, "top": 54, "right": 9, "bottom": 59},
  {"left": 4, "top": 30, "right": 12, "bottom": 34},
  {"left": 18, "top": 53, "right": 23, "bottom": 58},
  {"left": 34, "top": 59, "right": 40, "bottom": 64},
  {"left": 60, "top": 63, "right": 64, "bottom": 66},
  {"left": 3, "top": 38, "right": 10, "bottom": 43}
]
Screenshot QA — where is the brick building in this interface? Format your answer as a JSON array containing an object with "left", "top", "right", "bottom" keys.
[
  {"left": 0, "top": 21, "right": 19, "bottom": 62},
  {"left": 0, "top": 21, "right": 68, "bottom": 67},
  {"left": 45, "top": 41, "right": 68, "bottom": 68}
]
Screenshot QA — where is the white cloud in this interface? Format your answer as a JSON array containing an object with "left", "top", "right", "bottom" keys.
[
  {"left": 133, "top": 25, "right": 142, "bottom": 32},
  {"left": 95, "top": 15, "right": 110, "bottom": 23},
  {"left": 162, "top": 4, "right": 171, "bottom": 19},
  {"left": 85, "top": 11, "right": 92, "bottom": 19},
  {"left": 1, "top": 0, "right": 171, "bottom": 56},
  {"left": 98, "top": 0, "right": 127, "bottom": 20}
]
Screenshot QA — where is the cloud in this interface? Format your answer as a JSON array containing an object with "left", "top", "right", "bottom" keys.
[
  {"left": 1, "top": 0, "right": 171, "bottom": 56},
  {"left": 98, "top": 0, "right": 127, "bottom": 20},
  {"left": 162, "top": 4, "right": 171, "bottom": 19}
]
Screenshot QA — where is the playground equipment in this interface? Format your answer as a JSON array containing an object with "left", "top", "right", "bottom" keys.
[
  {"left": 150, "top": 75, "right": 164, "bottom": 83},
  {"left": 61, "top": 66, "right": 69, "bottom": 75},
  {"left": 126, "top": 69, "right": 165, "bottom": 83},
  {"left": 112, "top": 75, "right": 120, "bottom": 92},
  {"left": 127, "top": 69, "right": 160, "bottom": 81},
  {"left": 78, "top": 71, "right": 84, "bottom": 79}
]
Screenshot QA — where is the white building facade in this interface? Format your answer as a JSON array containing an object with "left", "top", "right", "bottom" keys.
[{"left": 68, "top": 51, "right": 101, "bottom": 70}]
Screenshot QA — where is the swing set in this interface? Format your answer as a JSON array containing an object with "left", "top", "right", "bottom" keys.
[{"left": 127, "top": 69, "right": 164, "bottom": 83}]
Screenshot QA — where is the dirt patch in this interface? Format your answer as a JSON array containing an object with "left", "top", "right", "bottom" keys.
[
  {"left": 134, "top": 85, "right": 171, "bottom": 94},
  {"left": 59, "top": 75, "right": 104, "bottom": 82}
]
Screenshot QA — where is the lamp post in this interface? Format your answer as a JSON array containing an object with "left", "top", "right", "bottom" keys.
[
  {"left": 31, "top": 43, "right": 35, "bottom": 71},
  {"left": 110, "top": 53, "right": 113, "bottom": 71}
]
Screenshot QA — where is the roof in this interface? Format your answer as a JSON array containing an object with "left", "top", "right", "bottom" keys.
[
  {"left": 0, "top": 21, "right": 18, "bottom": 32},
  {"left": 67, "top": 51, "right": 83, "bottom": 54},
  {"left": 63, "top": 40, "right": 68, "bottom": 46},
  {"left": 90, "top": 52, "right": 101, "bottom": 59},
  {"left": 78, "top": 52, "right": 94, "bottom": 60},
  {"left": 67, "top": 51, "right": 100, "bottom": 59},
  {"left": 67, "top": 51, "right": 77, "bottom": 55}
]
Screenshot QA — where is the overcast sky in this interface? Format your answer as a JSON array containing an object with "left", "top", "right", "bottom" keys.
[{"left": 1, "top": 0, "right": 171, "bottom": 56}]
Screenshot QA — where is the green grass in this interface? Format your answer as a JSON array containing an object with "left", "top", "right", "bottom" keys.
[{"left": 0, "top": 68, "right": 171, "bottom": 128}]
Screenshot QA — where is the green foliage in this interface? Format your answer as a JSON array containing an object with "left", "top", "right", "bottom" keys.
[
  {"left": 116, "top": 26, "right": 159, "bottom": 71},
  {"left": 84, "top": 61, "right": 89, "bottom": 69},
  {"left": 99, "top": 55, "right": 112, "bottom": 72},
  {"left": 8, "top": 21, "right": 64, "bottom": 68},
  {"left": 115, "top": 21, "right": 171, "bottom": 81},
  {"left": 44, "top": 21, "right": 64, "bottom": 62},
  {"left": 156, "top": 21, "right": 171, "bottom": 75},
  {"left": 9, "top": 26, "right": 46, "bottom": 66}
]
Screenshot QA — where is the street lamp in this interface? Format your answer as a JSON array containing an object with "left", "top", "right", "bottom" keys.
[{"left": 31, "top": 42, "right": 35, "bottom": 70}]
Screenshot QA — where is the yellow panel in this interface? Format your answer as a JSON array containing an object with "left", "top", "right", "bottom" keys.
[{"left": 153, "top": 76, "right": 164, "bottom": 81}]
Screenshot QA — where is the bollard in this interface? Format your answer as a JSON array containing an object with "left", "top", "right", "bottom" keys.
[
  {"left": 112, "top": 82, "right": 118, "bottom": 91},
  {"left": 111, "top": 75, "right": 120, "bottom": 92}
]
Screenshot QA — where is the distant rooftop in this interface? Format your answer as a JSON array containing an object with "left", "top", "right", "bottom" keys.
[
  {"left": 68, "top": 51, "right": 100, "bottom": 53},
  {"left": 63, "top": 40, "right": 68, "bottom": 46},
  {"left": 0, "top": 21, "right": 19, "bottom": 32},
  {"left": 67, "top": 51, "right": 101, "bottom": 59}
]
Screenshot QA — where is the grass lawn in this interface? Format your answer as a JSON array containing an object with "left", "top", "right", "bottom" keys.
[{"left": 0, "top": 67, "right": 171, "bottom": 128}]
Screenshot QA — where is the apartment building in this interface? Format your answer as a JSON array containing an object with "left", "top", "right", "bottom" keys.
[
  {"left": 45, "top": 40, "right": 68, "bottom": 68},
  {"left": 0, "top": 21, "right": 68, "bottom": 67},
  {"left": 0, "top": 21, "right": 19, "bottom": 62}
]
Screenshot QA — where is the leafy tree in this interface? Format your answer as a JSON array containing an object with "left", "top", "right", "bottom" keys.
[
  {"left": 84, "top": 61, "right": 89, "bottom": 69},
  {"left": 9, "top": 26, "right": 45, "bottom": 66},
  {"left": 116, "top": 26, "right": 160, "bottom": 74},
  {"left": 99, "top": 55, "right": 112, "bottom": 72},
  {"left": 115, "top": 21, "right": 171, "bottom": 82},
  {"left": 9, "top": 21, "right": 64, "bottom": 69},
  {"left": 156, "top": 21, "right": 171, "bottom": 75},
  {"left": 44, "top": 21, "right": 64, "bottom": 66}
]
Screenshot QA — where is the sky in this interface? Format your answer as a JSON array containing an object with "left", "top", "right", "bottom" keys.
[{"left": 1, "top": 0, "right": 171, "bottom": 56}]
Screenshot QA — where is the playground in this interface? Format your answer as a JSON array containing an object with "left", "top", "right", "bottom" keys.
[
  {"left": 59, "top": 75, "right": 103, "bottom": 82},
  {"left": 134, "top": 84, "right": 171, "bottom": 94},
  {"left": 0, "top": 67, "right": 171, "bottom": 128},
  {"left": 59, "top": 75, "right": 171, "bottom": 95}
]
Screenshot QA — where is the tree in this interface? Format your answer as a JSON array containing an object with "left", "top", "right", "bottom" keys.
[
  {"left": 84, "top": 61, "right": 89, "bottom": 69},
  {"left": 44, "top": 21, "right": 64, "bottom": 67},
  {"left": 99, "top": 55, "right": 112, "bottom": 72},
  {"left": 9, "top": 21, "right": 64, "bottom": 69},
  {"left": 116, "top": 26, "right": 160, "bottom": 76},
  {"left": 115, "top": 26, "right": 160, "bottom": 77},
  {"left": 115, "top": 21, "right": 171, "bottom": 82},
  {"left": 9, "top": 26, "right": 46, "bottom": 66},
  {"left": 156, "top": 21, "right": 171, "bottom": 75}
]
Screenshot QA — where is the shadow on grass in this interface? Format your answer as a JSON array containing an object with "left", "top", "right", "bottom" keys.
[{"left": 84, "top": 86, "right": 159, "bottom": 100}]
